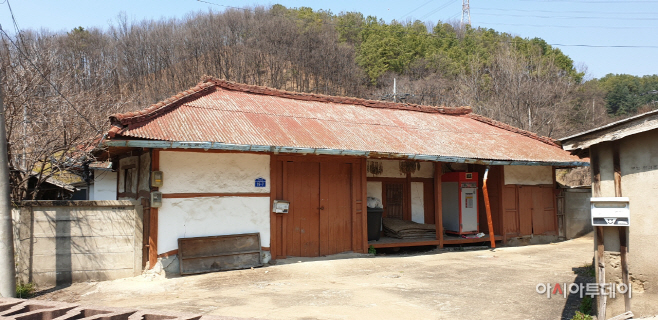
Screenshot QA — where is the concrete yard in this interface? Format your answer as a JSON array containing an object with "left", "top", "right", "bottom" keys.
[{"left": 35, "top": 235, "right": 595, "bottom": 320}]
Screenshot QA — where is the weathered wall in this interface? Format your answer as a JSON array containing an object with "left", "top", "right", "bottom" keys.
[
  {"left": 410, "top": 182, "right": 424, "bottom": 224},
  {"left": 563, "top": 188, "right": 592, "bottom": 239},
  {"left": 157, "top": 152, "right": 271, "bottom": 256},
  {"left": 158, "top": 197, "right": 270, "bottom": 254},
  {"left": 503, "top": 165, "right": 553, "bottom": 185},
  {"left": 366, "top": 160, "right": 433, "bottom": 178},
  {"left": 12, "top": 201, "right": 143, "bottom": 289},
  {"left": 90, "top": 170, "right": 117, "bottom": 201},
  {"left": 593, "top": 130, "right": 658, "bottom": 318},
  {"left": 117, "top": 153, "right": 151, "bottom": 201},
  {"left": 367, "top": 181, "right": 383, "bottom": 203},
  {"left": 159, "top": 151, "right": 270, "bottom": 194}
]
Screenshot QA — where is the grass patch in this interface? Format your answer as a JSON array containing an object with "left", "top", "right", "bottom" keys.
[
  {"left": 570, "top": 311, "right": 593, "bottom": 320},
  {"left": 16, "top": 282, "right": 36, "bottom": 298},
  {"left": 368, "top": 245, "right": 376, "bottom": 255}
]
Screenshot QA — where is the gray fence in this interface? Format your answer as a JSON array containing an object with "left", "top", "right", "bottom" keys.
[{"left": 12, "top": 200, "right": 143, "bottom": 289}]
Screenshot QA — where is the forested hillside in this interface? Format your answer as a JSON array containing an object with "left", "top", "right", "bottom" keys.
[{"left": 0, "top": 5, "right": 654, "bottom": 198}]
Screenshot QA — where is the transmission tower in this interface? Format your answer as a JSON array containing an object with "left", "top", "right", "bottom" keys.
[{"left": 461, "top": 0, "right": 471, "bottom": 26}]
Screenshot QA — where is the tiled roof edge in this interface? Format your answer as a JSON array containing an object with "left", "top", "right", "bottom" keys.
[
  {"left": 468, "top": 113, "right": 560, "bottom": 148},
  {"left": 109, "top": 76, "right": 472, "bottom": 128},
  {"left": 109, "top": 81, "right": 216, "bottom": 126}
]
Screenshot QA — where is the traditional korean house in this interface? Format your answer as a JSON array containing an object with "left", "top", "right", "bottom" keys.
[{"left": 99, "top": 77, "right": 588, "bottom": 272}]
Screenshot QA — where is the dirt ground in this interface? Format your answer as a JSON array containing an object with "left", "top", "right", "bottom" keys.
[{"left": 35, "top": 235, "right": 596, "bottom": 320}]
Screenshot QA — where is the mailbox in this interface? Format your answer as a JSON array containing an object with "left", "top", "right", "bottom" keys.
[
  {"left": 591, "top": 197, "right": 630, "bottom": 227},
  {"left": 273, "top": 200, "right": 290, "bottom": 214}
]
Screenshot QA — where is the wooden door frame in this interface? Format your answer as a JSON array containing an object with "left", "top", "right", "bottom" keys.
[{"left": 271, "top": 155, "right": 365, "bottom": 259}]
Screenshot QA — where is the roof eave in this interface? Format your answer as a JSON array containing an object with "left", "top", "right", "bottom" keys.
[{"left": 103, "top": 139, "right": 589, "bottom": 167}]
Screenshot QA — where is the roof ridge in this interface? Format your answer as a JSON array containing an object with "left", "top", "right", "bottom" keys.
[
  {"left": 109, "top": 76, "right": 472, "bottom": 127},
  {"left": 468, "top": 113, "right": 559, "bottom": 147}
]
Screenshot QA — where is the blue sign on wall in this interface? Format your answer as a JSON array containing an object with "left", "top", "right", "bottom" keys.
[{"left": 255, "top": 177, "right": 266, "bottom": 188}]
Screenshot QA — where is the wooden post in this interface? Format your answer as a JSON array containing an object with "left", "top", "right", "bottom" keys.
[
  {"left": 591, "top": 146, "right": 606, "bottom": 320},
  {"left": 482, "top": 166, "right": 496, "bottom": 249},
  {"left": 434, "top": 162, "right": 443, "bottom": 248},
  {"left": 613, "top": 143, "right": 631, "bottom": 312},
  {"left": 596, "top": 225, "right": 606, "bottom": 320},
  {"left": 149, "top": 149, "right": 160, "bottom": 269}
]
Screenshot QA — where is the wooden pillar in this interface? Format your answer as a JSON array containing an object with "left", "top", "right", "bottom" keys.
[
  {"left": 434, "top": 162, "right": 443, "bottom": 248},
  {"left": 269, "top": 155, "right": 278, "bottom": 260},
  {"left": 482, "top": 166, "right": 496, "bottom": 249},
  {"left": 361, "top": 158, "right": 368, "bottom": 253},
  {"left": 591, "top": 145, "right": 606, "bottom": 320},
  {"left": 148, "top": 149, "right": 160, "bottom": 269},
  {"left": 613, "top": 142, "right": 631, "bottom": 313}
]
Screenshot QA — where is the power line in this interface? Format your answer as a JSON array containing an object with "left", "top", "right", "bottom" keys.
[
  {"left": 420, "top": 0, "right": 459, "bottom": 20},
  {"left": 477, "top": 21, "right": 652, "bottom": 29},
  {"left": 195, "top": 0, "right": 658, "bottom": 49},
  {"left": 401, "top": 0, "right": 435, "bottom": 20},
  {"left": 474, "top": 11, "right": 658, "bottom": 21},
  {"left": 472, "top": 6, "right": 658, "bottom": 15}
]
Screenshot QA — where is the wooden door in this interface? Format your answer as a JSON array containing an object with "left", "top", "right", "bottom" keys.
[
  {"left": 384, "top": 182, "right": 405, "bottom": 219},
  {"left": 284, "top": 160, "right": 353, "bottom": 257},
  {"left": 285, "top": 161, "right": 321, "bottom": 257},
  {"left": 319, "top": 162, "right": 353, "bottom": 255},
  {"left": 531, "top": 186, "right": 556, "bottom": 235},
  {"left": 518, "top": 186, "right": 533, "bottom": 236}
]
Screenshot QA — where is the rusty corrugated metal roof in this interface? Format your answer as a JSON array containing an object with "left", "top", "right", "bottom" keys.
[{"left": 107, "top": 78, "right": 586, "bottom": 165}]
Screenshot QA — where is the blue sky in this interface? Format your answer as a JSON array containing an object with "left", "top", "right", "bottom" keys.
[{"left": 1, "top": 0, "right": 657, "bottom": 79}]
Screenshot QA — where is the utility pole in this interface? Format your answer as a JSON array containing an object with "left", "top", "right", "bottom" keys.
[
  {"left": 393, "top": 78, "right": 397, "bottom": 103},
  {"left": 461, "top": 0, "right": 471, "bottom": 27},
  {"left": 0, "top": 80, "right": 16, "bottom": 298}
]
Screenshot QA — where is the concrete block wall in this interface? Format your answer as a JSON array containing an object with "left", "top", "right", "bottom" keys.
[
  {"left": 563, "top": 188, "right": 593, "bottom": 239},
  {"left": 0, "top": 298, "right": 258, "bottom": 320},
  {"left": 12, "top": 201, "right": 143, "bottom": 289}
]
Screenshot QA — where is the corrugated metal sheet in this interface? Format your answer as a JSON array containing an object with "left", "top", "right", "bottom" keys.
[{"left": 109, "top": 80, "right": 587, "bottom": 166}]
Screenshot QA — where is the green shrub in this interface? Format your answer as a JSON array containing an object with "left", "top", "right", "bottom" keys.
[
  {"left": 16, "top": 282, "right": 36, "bottom": 298},
  {"left": 368, "top": 245, "right": 376, "bottom": 255},
  {"left": 570, "top": 311, "right": 593, "bottom": 320}
]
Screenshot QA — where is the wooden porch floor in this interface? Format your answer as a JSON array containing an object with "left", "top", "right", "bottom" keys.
[{"left": 368, "top": 234, "right": 503, "bottom": 249}]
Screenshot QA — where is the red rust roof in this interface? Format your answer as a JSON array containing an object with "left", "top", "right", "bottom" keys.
[{"left": 108, "top": 77, "right": 585, "bottom": 165}]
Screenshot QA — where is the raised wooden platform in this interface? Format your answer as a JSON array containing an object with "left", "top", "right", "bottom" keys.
[{"left": 368, "top": 234, "right": 503, "bottom": 249}]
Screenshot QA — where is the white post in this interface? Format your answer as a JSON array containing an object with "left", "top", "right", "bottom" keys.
[{"left": 0, "top": 80, "right": 16, "bottom": 297}]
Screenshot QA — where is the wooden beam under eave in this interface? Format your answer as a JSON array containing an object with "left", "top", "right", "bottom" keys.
[{"left": 434, "top": 162, "right": 443, "bottom": 248}]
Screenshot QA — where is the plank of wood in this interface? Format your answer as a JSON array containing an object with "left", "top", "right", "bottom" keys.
[{"left": 178, "top": 233, "right": 262, "bottom": 275}]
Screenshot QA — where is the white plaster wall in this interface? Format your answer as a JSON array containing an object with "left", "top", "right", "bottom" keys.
[
  {"left": 597, "top": 144, "right": 616, "bottom": 197},
  {"left": 411, "top": 162, "right": 434, "bottom": 178},
  {"left": 158, "top": 197, "right": 270, "bottom": 254},
  {"left": 504, "top": 165, "right": 553, "bottom": 185},
  {"left": 159, "top": 152, "right": 270, "bottom": 194},
  {"left": 367, "top": 160, "right": 405, "bottom": 178},
  {"left": 367, "top": 181, "right": 383, "bottom": 202},
  {"left": 367, "top": 160, "right": 434, "bottom": 178},
  {"left": 411, "top": 182, "right": 424, "bottom": 224},
  {"left": 91, "top": 170, "right": 117, "bottom": 200}
]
